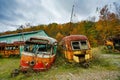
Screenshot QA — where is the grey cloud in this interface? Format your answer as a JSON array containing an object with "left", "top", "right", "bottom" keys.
[{"left": 0, "top": 0, "right": 120, "bottom": 32}]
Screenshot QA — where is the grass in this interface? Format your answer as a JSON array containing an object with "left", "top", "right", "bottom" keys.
[
  {"left": 91, "top": 46, "right": 120, "bottom": 69},
  {"left": 0, "top": 57, "right": 20, "bottom": 80},
  {"left": 0, "top": 47, "right": 120, "bottom": 80}
]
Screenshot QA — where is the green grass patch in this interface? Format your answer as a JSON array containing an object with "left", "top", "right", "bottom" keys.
[
  {"left": 0, "top": 47, "right": 120, "bottom": 80},
  {"left": 91, "top": 47, "right": 120, "bottom": 70}
]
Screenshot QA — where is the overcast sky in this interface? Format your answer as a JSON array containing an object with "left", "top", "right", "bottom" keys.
[{"left": 0, "top": 0, "right": 119, "bottom": 32}]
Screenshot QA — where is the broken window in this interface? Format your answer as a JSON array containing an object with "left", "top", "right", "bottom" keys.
[
  {"left": 72, "top": 42, "right": 80, "bottom": 50},
  {"left": 71, "top": 40, "right": 89, "bottom": 50},
  {"left": 38, "top": 44, "right": 47, "bottom": 52},
  {"left": 80, "top": 41, "right": 89, "bottom": 49}
]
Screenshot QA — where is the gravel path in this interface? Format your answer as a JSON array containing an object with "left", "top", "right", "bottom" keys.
[{"left": 53, "top": 70, "right": 119, "bottom": 80}]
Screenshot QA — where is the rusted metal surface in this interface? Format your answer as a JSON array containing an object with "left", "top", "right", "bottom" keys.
[
  {"left": 105, "top": 34, "right": 120, "bottom": 51},
  {"left": 60, "top": 35, "right": 92, "bottom": 65},
  {"left": 13, "top": 41, "right": 25, "bottom": 45},
  {"left": 0, "top": 41, "right": 24, "bottom": 57},
  {"left": 27, "top": 36, "right": 57, "bottom": 44},
  {"left": 60, "top": 35, "right": 90, "bottom": 51},
  {"left": 19, "top": 36, "right": 57, "bottom": 72},
  {"left": 0, "top": 41, "right": 25, "bottom": 46},
  {"left": 62, "top": 35, "right": 88, "bottom": 42}
]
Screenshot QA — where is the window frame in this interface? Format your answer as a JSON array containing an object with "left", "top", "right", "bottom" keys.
[{"left": 71, "top": 40, "right": 88, "bottom": 50}]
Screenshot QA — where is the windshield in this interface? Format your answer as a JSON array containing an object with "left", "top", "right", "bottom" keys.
[
  {"left": 71, "top": 40, "right": 89, "bottom": 50},
  {"left": 24, "top": 43, "right": 51, "bottom": 54}
]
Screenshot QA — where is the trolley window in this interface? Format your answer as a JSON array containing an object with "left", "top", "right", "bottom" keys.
[
  {"left": 80, "top": 41, "right": 89, "bottom": 50},
  {"left": 72, "top": 42, "right": 80, "bottom": 50},
  {"left": 71, "top": 40, "right": 89, "bottom": 50}
]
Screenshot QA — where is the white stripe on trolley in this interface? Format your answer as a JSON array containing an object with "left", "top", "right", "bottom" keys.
[{"left": 22, "top": 52, "right": 55, "bottom": 58}]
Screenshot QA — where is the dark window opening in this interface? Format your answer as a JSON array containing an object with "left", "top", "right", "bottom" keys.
[
  {"left": 38, "top": 44, "right": 47, "bottom": 52},
  {"left": 24, "top": 44, "right": 52, "bottom": 54},
  {"left": 0, "top": 47, "right": 5, "bottom": 50},
  {"left": 71, "top": 40, "right": 89, "bottom": 50},
  {"left": 72, "top": 42, "right": 80, "bottom": 50}
]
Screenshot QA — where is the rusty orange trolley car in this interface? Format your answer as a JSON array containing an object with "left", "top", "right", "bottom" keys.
[
  {"left": 0, "top": 41, "right": 24, "bottom": 57},
  {"left": 11, "top": 36, "right": 57, "bottom": 76},
  {"left": 60, "top": 35, "right": 92, "bottom": 67}
]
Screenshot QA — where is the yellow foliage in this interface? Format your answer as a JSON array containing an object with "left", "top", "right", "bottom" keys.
[{"left": 56, "top": 32, "right": 64, "bottom": 42}]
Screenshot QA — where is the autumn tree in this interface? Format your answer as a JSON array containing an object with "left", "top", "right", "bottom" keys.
[
  {"left": 96, "top": 5, "right": 115, "bottom": 44},
  {"left": 56, "top": 32, "right": 64, "bottom": 42}
]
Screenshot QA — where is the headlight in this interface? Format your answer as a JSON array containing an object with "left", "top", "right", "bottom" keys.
[{"left": 29, "top": 60, "right": 36, "bottom": 66}]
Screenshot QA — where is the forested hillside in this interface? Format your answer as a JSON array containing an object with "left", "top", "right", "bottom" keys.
[{"left": 0, "top": 4, "right": 120, "bottom": 47}]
